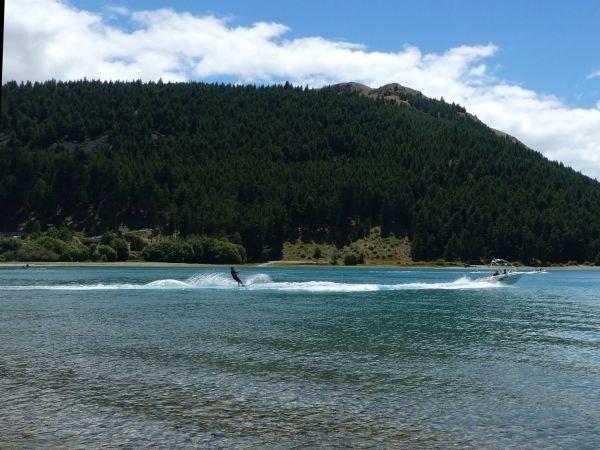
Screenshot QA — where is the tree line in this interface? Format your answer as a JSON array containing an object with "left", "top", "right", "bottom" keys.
[{"left": 2, "top": 80, "right": 600, "bottom": 263}]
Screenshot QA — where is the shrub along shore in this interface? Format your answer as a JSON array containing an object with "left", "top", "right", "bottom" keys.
[
  {"left": 2, "top": 226, "right": 599, "bottom": 267},
  {"left": 0, "top": 232, "right": 369, "bottom": 266},
  {"left": 0, "top": 226, "right": 380, "bottom": 266},
  {"left": 0, "top": 228, "right": 247, "bottom": 264}
]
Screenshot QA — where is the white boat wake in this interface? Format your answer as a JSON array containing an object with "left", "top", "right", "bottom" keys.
[{"left": 1, "top": 273, "right": 505, "bottom": 292}]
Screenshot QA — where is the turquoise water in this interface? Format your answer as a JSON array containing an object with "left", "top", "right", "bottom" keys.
[{"left": 1, "top": 266, "right": 599, "bottom": 447}]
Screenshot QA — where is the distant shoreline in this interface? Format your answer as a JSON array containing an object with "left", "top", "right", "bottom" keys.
[{"left": 1, "top": 261, "right": 598, "bottom": 270}]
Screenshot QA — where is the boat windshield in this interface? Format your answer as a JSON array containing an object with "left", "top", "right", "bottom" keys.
[{"left": 489, "top": 259, "right": 517, "bottom": 274}]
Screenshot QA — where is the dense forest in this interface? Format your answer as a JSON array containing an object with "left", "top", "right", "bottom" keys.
[{"left": 2, "top": 80, "right": 600, "bottom": 263}]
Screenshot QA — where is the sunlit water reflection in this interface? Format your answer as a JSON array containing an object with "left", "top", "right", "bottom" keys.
[{"left": 1, "top": 266, "right": 599, "bottom": 447}]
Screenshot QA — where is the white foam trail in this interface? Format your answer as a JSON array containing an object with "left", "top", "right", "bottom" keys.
[
  {"left": 0, "top": 274, "right": 504, "bottom": 292},
  {"left": 239, "top": 276, "right": 502, "bottom": 292},
  {"left": 145, "top": 279, "right": 190, "bottom": 288}
]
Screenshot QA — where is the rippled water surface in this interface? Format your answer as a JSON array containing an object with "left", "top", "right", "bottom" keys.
[{"left": 1, "top": 266, "right": 599, "bottom": 448}]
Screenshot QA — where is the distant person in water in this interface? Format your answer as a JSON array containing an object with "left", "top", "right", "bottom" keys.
[{"left": 230, "top": 267, "right": 244, "bottom": 286}]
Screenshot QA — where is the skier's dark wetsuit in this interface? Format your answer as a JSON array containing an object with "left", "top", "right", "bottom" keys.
[{"left": 230, "top": 267, "right": 244, "bottom": 286}]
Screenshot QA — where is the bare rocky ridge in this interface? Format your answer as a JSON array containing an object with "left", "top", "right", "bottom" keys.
[{"left": 330, "top": 82, "right": 422, "bottom": 97}]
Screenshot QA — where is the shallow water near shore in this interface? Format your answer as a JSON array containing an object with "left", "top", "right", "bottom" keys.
[{"left": 1, "top": 266, "right": 599, "bottom": 447}]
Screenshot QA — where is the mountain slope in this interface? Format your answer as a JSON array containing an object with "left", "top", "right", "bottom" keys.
[{"left": 1, "top": 80, "right": 599, "bottom": 262}]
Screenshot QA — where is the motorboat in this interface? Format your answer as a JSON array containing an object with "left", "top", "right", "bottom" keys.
[{"left": 478, "top": 259, "right": 523, "bottom": 284}]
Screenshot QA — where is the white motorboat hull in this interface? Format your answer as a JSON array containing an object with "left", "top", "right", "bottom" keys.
[{"left": 483, "top": 273, "right": 523, "bottom": 284}]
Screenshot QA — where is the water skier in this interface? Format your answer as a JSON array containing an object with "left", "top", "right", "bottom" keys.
[{"left": 230, "top": 267, "right": 245, "bottom": 287}]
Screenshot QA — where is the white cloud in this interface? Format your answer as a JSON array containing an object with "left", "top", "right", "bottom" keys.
[
  {"left": 3, "top": 0, "right": 600, "bottom": 179},
  {"left": 587, "top": 70, "right": 600, "bottom": 80}
]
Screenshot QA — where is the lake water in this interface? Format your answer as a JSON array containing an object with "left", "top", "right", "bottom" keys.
[{"left": 1, "top": 266, "right": 599, "bottom": 448}]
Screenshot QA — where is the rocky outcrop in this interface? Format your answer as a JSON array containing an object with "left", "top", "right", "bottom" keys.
[{"left": 330, "top": 81, "right": 423, "bottom": 100}]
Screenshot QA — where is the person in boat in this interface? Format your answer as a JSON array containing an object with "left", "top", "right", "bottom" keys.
[
  {"left": 503, "top": 269, "right": 507, "bottom": 274},
  {"left": 493, "top": 271, "right": 500, "bottom": 276},
  {"left": 230, "top": 267, "right": 244, "bottom": 286}
]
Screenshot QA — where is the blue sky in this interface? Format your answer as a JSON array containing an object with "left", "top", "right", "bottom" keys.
[
  {"left": 4, "top": 0, "right": 600, "bottom": 178},
  {"left": 74, "top": 0, "right": 600, "bottom": 108}
]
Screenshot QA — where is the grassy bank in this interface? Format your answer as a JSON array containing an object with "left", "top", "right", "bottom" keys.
[{"left": 282, "top": 227, "right": 412, "bottom": 265}]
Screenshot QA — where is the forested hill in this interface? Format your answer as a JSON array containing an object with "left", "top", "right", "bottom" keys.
[{"left": 2, "top": 80, "right": 600, "bottom": 263}]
